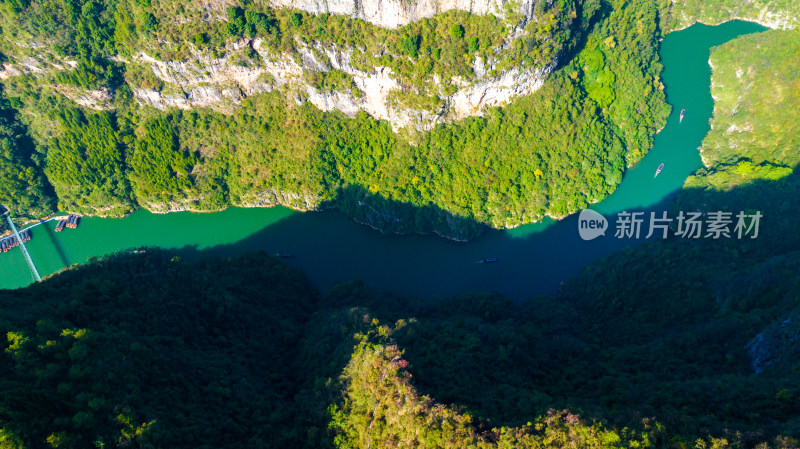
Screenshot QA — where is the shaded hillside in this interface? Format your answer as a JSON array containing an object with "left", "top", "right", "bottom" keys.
[
  {"left": 0, "top": 180, "right": 799, "bottom": 449},
  {"left": 0, "top": 252, "right": 317, "bottom": 448}
]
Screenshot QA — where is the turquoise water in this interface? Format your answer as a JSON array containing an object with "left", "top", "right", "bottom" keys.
[{"left": 0, "top": 21, "right": 768, "bottom": 299}]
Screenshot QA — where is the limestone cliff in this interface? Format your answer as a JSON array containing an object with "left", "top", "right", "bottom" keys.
[
  {"left": 0, "top": 0, "right": 557, "bottom": 132},
  {"left": 270, "top": 0, "right": 537, "bottom": 28},
  {"left": 132, "top": 35, "right": 553, "bottom": 132}
]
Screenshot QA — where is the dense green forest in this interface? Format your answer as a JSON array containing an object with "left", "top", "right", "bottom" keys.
[
  {"left": 0, "top": 0, "right": 675, "bottom": 237},
  {"left": 127, "top": 116, "right": 198, "bottom": 207},
  {"left": 45, "top": 108, "right": 132, "bottom": 214},
  {"left": 0, "top": 253, "right": 318, "bottom": 448},
  {"left": 1, "top": 15, "right": 800, "bottom": 445},
  {"left": 0, "top": 88, "right": 53, "bottom": 219},
  {"left": 683, "top": 29, "right": 799, "bottom": 192}
]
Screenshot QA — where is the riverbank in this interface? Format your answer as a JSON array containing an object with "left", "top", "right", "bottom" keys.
[{"left": 0, "top": 21, "right": 769, "bottom": 299}]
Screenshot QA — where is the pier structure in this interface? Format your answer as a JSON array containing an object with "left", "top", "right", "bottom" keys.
[{"left": 1, "top": 204, "right": 41, "bottom": 282}]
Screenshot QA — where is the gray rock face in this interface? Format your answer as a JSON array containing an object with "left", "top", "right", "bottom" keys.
[
  {"left": 747, "top": 312, "right": 800, "bottom": 374},
  {"left": 237, "top": 188, "right": 322, "bottom": 211},
  {"left": 0, "top": 0, "right": 554, "bottom": 132},
  {"left": 269, "top": 0, "right": 538, "bottom": 28},
  {"left": 132, "top": 37, "right": 554, "bottom": 132}
]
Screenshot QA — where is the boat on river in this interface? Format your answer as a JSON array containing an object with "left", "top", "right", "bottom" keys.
[
  {"left": 654, "top": 163, "right": 665, "bottom": 178},
  {"left": 477, "top": 258, "right": 498, "bottom": 264},
  {"left": 680, "top": 109, "right": 686, "bottom": 123}
]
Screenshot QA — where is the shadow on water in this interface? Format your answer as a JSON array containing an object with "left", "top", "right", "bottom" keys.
[
  {"left": 258, "top": 165, "right": 797, "bottom": 435},
  {"left": 39, "top": 223, "right": 69, "bottom": 267},
  {"left": 167, "top": 187, "right": 681, "bottom": 302},
  {"left": 321, "top": 184, "right": 488, "bottom": 241},
  {"left": 1, "top": 20, "right": 790, "bottom": 441}
]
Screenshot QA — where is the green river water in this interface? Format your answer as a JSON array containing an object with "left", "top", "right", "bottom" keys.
[{"left": 0, "top": 20, "right": 767, "bottom": 299}]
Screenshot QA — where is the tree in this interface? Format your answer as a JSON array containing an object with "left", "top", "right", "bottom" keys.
[
  {"left": 193, "top": 32, "right": 207, "bottom": 47},
  {"left": 399, "top": 33, "right": 421, "bottom": 58},
  {"left": 290, "top": 12, "right": 302, "bottom": 27},
  {"left": 140, "top": 12, "right": 157, "bottom": 32},
  {"left": 226, "top": 6, "right": 245, "bottom": 35},
  {"left": 449, "top": 24, "right": 464, "bottom": 39},
  {"left": 468, "top": 36, "right": 479, "bottom": 53}
]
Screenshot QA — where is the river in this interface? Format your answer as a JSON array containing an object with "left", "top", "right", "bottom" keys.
[{"left": 0, "top": 20, "right": 767, "bottom": 299}]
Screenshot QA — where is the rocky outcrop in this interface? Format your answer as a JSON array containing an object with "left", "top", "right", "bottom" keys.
[
  {"left": 746, "top": 310, "right": 800, "bottom": 374},
  {"left": 753, "top": 8, "right": 799, "bottom": 29},
  {"left": 54, "top": 86, "right": 114, "bottom": 110},
  {"left": 0, "top": 57, "right": 79, "bottom": 79},
  {"left": 134, "top": 85, "right": 246, "bottom": 111},
  {"left": 0, "top": 0, "right": 553, "bottom": 132},
  {"left": 237, "top": 188, "right": 322, "bottom": 211},
  {"left": 445, "top": 63, "right": 551, "bottom": 120},
  {"left": 269, "top": 0, "right": 538, "bottom": 28},
  {"left": 0, "top": 63, "right": 23, "bottom": 79},
  {"left": 132, "top": 41, "right": 275, "bottom": 111},
  {"left": 132, "top": 37, "right": 554, "bottom": 131}
]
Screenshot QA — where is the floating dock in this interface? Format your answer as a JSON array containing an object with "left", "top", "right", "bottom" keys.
[
  {"left": 55, "top": 214, "right": 81, "bottom": 232},
  {"left": 2, "top": 213, "right": 81, "bottom": 254},
  {"left": 0, "top": 229, "right": 31, "bottom": 253},
  {"left": 66, "top": 214, "right": 80, "bottom": 229},
  {"left": 1, "top": 205, "right": 41, "bottom": 281}
]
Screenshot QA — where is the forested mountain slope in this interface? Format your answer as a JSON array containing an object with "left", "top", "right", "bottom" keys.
[
  {"left": 684, "top": 29, "right": 800, "bottom": 191},
  {"left": 1, "top": 2, "right": 800, "bottom": 448},
  {"left": 0, "top": 0, "right": 670, "bottom": 238},
  {"left": 0, "top": 0, "right": 795, "bottom": 238}
]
